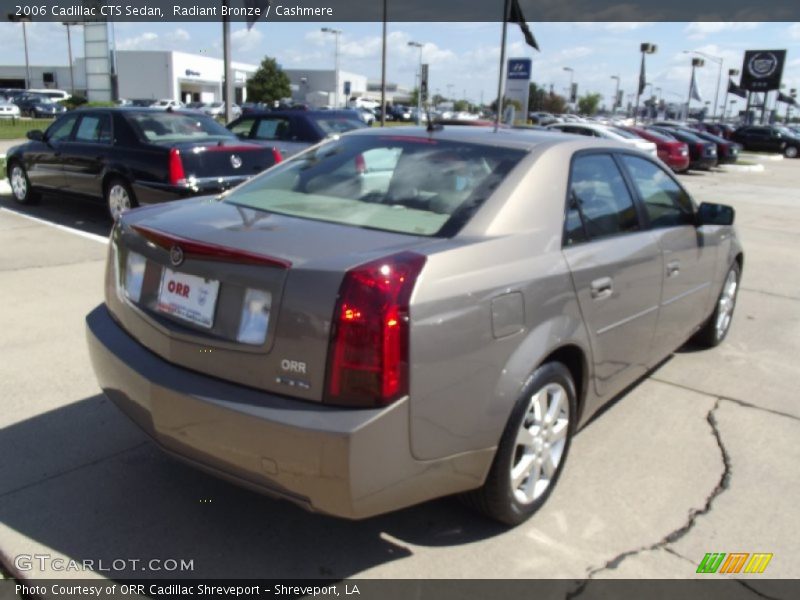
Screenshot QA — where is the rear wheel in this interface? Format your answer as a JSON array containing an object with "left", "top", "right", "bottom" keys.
[
  {"left": 694, "top": 262, "right": 740, "bottom": 347},
  {"left": 462, "top": 362, "right": 577, "bottom": 525},
  {"left": 785, "top": 145, "right": 799, "bottom": 159},
  {"left": 105, "top": 177, "right": 138, "bottom": 221},
  {"left": 9, "top": 162, "right": 39, "bottom": 204}
]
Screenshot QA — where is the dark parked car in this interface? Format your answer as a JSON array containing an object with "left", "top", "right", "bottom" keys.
[
  {"left": 648, "top": 126, "right": 718, "bottom": 170},
  {"left": 732, "top": 125, "right": 800, "bottom": 158},
  {"left": 621, "top": 126, "right": 690, "bottom": 173},
  {"left": 691, "top": 130, "right": 741, "bottom": 164},
  {"left": 6, "top": 108, "right": 281, "bottom": 220},
  {"left": 13, "top": 93, "right": 67, "bottom": 118},
  {"left": 87, "top": 127, "right": 742, "bottom": 525},
  {"left": 227, "top": 110, "right": 367, "bottom": 158}
]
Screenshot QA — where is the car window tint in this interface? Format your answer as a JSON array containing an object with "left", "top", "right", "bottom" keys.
[
  {"left": 254, "top": 118, "right": 291, "bottom": 140},
  {"left": 127, "top": 112, "right": 235, "bottom": 142},
  {"left": 230, "top": 118, "right": 255, "bottom": 136},
  {"left": 311, "top": 117, "right": 367, "bottom": 136},
  {"left": 75, "top": 114, "right": 112, "bottom": 144},
  {"left": 620, "top": 155, "right": 695, "bottom": 228},
  {"left": 225, "top": 136, "right": 526, "bottom": 238},
  {"left": 47, "top": 115, "right": 78, "bottom": 142},
  {"left": 568, "top": 154, "right": 639, "bottom": 241}
]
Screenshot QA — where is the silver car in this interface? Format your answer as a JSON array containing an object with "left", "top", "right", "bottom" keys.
[{"left": 86, "top": 127, "right": 742, "bottom": 524}]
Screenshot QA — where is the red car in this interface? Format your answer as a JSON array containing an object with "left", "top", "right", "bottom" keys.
[{"left": 621, "top": 126, "right": 690, "bottom": 173}]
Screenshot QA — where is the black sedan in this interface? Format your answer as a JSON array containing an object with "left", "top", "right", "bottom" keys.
[
  {"left": 227, "top": 110, "right": 366, "bottom": 158},
  {"left": 647, "top": 126, "right": 718, "bottom": 170},
  {"left": 13, "top": 93, "right": 67, "bottom": 118},
  {"left": 6, "top": 108, "right": 281, "bottom": 220},
  {"left": 732, "top": 125, "right": 800, "bottom": 158},
  {"left": 691, "top": 130, "right": 741, "bottom": 164}
]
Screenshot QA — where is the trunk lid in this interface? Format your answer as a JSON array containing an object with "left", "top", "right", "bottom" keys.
[
  {"left": 163, "top": 140, "right": 277, "bottom": 181},
  {"left": 108, "top": 198, "right": 432, "bottom": 402}
]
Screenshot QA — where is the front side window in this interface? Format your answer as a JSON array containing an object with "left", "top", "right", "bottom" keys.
[
  {"left": 229, "top": 118, "right": 255, "bottom": 137},
  {"left": 565, "top": 153, "right": 639, "bottom": 244},
  {"left": 224, "top": 136, "right": 526, "bottom": 237},
  {"left": 46, "top": 115, "right": 79, "bottom": 142},
  {"left": 74, "top": 114, "right": 112, "bottom": 144},
  {"left": 254, "top": 118, "right": 292, "bottom": 141},
  {"left": 620, "top": 155, "right": 695, "bottom": 228}
]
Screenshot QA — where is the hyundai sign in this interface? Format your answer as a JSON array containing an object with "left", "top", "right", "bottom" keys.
[
  {"left": 507, "top": 58, "right": 532, "bottom": 80},
  {"left": 504, "top": 58, "right": 532, "bottom": 125}
]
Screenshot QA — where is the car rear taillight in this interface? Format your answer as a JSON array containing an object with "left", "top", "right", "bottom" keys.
[
  {"left": 354, "top": 153, "right": 366, "bottom": 174},
  {"left": 325, "top": 252, "right": 427, "bottom": 408},
  {"left": 168, "top": 148, "right": 186, "bottom": 186},
  {"left": 271, "top": 147, "right": 283, "bottom": 165}
]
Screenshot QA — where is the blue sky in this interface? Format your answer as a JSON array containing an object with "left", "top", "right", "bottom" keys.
[{"left": 2, "top": 20, "right": 799, "bottom": 112}]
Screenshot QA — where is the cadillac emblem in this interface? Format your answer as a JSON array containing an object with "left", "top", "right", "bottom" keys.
[
  {"left": 230, "top": 154, "right": 243, "bottom": 169},
  {"left": 170, "top": 245, "right": 184, "bottom": 267},
  {"left": 747, "top": 52, "right": 779, "bottom": 79}
]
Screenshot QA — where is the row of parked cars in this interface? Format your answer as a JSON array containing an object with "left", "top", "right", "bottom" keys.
[{"left": 0, "top": 88, "right": 70, "bottom": 119}]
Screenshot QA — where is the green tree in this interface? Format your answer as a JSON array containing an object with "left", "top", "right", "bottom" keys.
[
  {"left": 453, "top": 99, "right": 470, "bottom": 112},
  {"left": 246, "top": 57, "right": 291, "bottom": 105},
  {"left": 541, "top": 93, "right": 567, "bottom": 114},
  {"left": 577, "top": 93, "right": 603, "bottom": 116}
]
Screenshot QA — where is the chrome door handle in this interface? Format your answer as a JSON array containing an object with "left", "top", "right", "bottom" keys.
[
  {"left": 590, "top": 277, "right": 613, "bottom": 300},
  {"left": 667, "top": 261, "right": 681, "bottom": 277}
]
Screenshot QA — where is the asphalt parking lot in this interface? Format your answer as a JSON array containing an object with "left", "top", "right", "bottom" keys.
[{"left": 0, "top": 157, "right": 798, "bottom": 586}]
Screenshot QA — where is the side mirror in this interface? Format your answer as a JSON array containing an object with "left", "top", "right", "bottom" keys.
[
  {"left": 697, "top": 202, "right": 735, "bottom": 227},
  {"left": 27, "top": 130, "right": 44, "bottom": 142}
]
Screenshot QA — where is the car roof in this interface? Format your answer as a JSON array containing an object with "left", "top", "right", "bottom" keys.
[
  {"left": 342, "top": 125, "right": 628, "bottom": 153},
  {"left": 235, "top": 110, "right": 362, "bottom": 118}
]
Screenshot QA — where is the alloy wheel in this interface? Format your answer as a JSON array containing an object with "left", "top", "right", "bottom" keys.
[
  {"left": 510, "top": 382, "right": 570, "bottom": 505},
  {"left": 715, "top": 268, "right": 738, "bottom": 340},
  {"left": 107, "top": 184, "right": 131, "bottom": 220},
  {"left": 10, "top": 166, "right": 27, "bottom": 201}
]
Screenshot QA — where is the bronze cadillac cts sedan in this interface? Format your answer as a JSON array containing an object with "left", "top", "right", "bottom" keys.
[{"left": 86, "top": 127, "right": 743, "bottom": 525}]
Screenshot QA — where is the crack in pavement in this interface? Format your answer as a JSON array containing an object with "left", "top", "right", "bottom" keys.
[
  {"left": 566, "top": 397, "right": 731, "bottom": 598},
  {"left": 651, "top": 377, "right": 800, "bottom": 423}
]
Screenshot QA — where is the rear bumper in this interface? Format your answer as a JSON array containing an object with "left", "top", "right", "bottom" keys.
[
  {"left": 85, "top": 304, "right": 491, "bottom": 519},
  {"left": 690, "top": 157, "right": 718, "bottom": 170},
  {"left": 664, "top": 155, "right": 690, "bottom": 172},
  {"left": 132, "top": 177, "right": 250, "bottom": 206}
]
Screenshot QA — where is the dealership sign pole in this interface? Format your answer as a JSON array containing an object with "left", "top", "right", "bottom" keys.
[
  {"left": 739, "top": 50, "right": 787, "bottom": 124},
  {"left": 505, "top": 58, "right": 531, "bottom": 125}
]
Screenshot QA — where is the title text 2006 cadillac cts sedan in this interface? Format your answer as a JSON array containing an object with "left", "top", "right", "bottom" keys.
[{"left": 86, "top": 127, "right": 743, "bottom": 525}]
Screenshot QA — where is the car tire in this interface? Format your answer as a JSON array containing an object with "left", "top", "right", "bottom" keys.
[
  {"left": 784, "top": 145, "right": 799, "bottom": 159},
  {"left": 694, "top": 261, "right": 741, "bottom": 348},
  {"left": 8, "top": 162, "right": 39, "bottom": 205},
  {"left": 105, "top": 177, "right": 138, "bottom": 221},
  {"left": 461, "top": 362, "right": 577, "bottom": 526}
]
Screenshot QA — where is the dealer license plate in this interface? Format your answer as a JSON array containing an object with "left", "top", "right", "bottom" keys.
[{"left": 156, "top": 268, "right": 220, "bottom": 329}]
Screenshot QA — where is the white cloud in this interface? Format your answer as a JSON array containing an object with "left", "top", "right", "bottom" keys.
[
  {"left": 168, "top": 28, "right": 191, "bottom": 43},
  {"left": 789, "top": 24, "right": 800, "bottom": 40},
  {"left": 684, "top": 22, "right": 761, "bottom": 41},
  {"left": 231, "top": 27, "right": 263, "bottom": 53},
  {"left": 573, "top": 22, "right": 652, "bottom": 33},
  {"left": 116, "top": 32, "right": 159, "bottom": 51}
]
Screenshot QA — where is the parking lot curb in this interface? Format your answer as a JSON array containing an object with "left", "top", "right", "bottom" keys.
[
  {"left": 719, "top": 163, "right": 766, "bottom": 173},
  {"left": 740, "top": 153, "right": 784, "bottom": 162}
]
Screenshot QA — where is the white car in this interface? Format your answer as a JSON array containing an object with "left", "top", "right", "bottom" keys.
[
  {"left": 152, "top": 99, "right": 184, "bottom": 110},
  {"left": 27, "top": 88, "right": 71, "bottom": 102},
  {"left": 0, "top": 100, "right": 21, "bottom": 119},
  {"left": 203, "top": 102, "right": 242, "bottom": 119},
  {"left": 546, "top": 122, "right": 657, "bottom": 157}
]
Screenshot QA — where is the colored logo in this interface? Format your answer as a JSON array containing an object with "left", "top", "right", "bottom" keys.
[
  {"left": 169, "top": 245, "right": 184, "bottom": 267},
  {"left": 696, "top": 553, "right": 773, "bottom": 574},
  {"left": 747, "top": 52, "right": 779, "bottom": 79}
]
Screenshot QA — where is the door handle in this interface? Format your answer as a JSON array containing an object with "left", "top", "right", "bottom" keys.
[
  {"left": 590, "top": 277, "right": 613, "bottom": 300},
  {"left": 667, "top": 260, "right": 681, "bottom": 277}
]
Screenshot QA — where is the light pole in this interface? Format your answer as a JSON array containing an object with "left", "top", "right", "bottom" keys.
[
  {"left": 684, "top": 49, "right": 723, "bottom": 121},
  {"left": 787, "top": 89, "right": 797, "bottom": 122},
  {"left": 686, "top": 57, "right": 705, "bottom": 120},
  {"left": 610, "top": 75, "right": 620, "bottom": 113},
  {"left": 408, "top": 40, "right": 424, "bottom": 124},
  {"left": 563, "top": 67, "right": 574, "bottom": 107},
  {"left": 635, "top": 43, "right": 657, "bottom": 125},
  {"left": 7, "top": 14, "right": 32, "bottom": 89},
  {"left": 321, "top": 27, "right": 342, "bottom": 108},
  {"left": 63, "top": 22, "right": 79, "bottom": 96},
  {"left": 723, "top": 68, "right": 740, "bottom": 124}
]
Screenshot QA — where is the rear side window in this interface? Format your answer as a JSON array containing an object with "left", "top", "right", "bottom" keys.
[
  {"left": 127, "top": 112, "right": 235, "bottom": 142},
  {"left": 565, "top": 153, "right": 639, "bottom": 244},
  {"left": 311, "top": 117, "right": 367, "bottom": 136},
  {"left": 229, "top": 118, "right": 255, "bottom": 137},
  {"left": 224, "top": 136, "right": 526, "bottom": 237},
  {"left": 254, "top": 118, "right": 291, "bottom": 140},
  {"left": 620, "top": 155, "right": 695, "bottom": 229}
]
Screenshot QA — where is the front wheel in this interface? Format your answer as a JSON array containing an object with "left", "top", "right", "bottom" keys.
[
  {"left": 694, "top": 262, "right": 740, "bottom": 347},
  {"left": 9, "top": 162, "right": 39, "bottom": 204},
  {"left": 785, "top": 145, "right": 799, "bottom": 159},
  {"left": 105, "top": 178, "right": 138, "bottom": 221},
  {"left": 461, "top": 362, "right": 577, "bottom": 525}
]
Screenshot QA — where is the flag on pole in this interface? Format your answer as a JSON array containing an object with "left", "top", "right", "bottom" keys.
[
  {"left": 638, "top": 54, "right": 646, "bottom": 95},
  {"left": 777, "top": 91, "right": 797, "bottom": 106},
  {"left": 727, "top": 78, "right": 747, "bottom": 99},
  {"left": 245, "top": 0, "right": 270, "bottom": 30},
  {"left": 690, "top": 69, "right": 703, "bottom": 102},
  {"left": 508, "top": 0, "right": 539, "bottom": 50}
]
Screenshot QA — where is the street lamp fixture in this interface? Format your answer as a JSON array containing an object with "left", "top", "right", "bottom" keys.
[
  {"left": 723, "top": 68, "right": 741, "bottom": 123},
  {"left": 408, "top": 41, "right": 424, "bottom": 124},
  {"left": 563, "top": 67, "right": 574, "bottom": 104},
  {"left": 634, "top": 43, "right": 657, "bottom": 125},
  {"left": 63, "top": 22, "right": 80, "bottom": 96},
  {"left": 321, "top": 27, "right": 343, "bottom": 108}
]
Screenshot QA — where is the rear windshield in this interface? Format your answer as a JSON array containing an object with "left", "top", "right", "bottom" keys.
[
  {"left": 608, "top": 126, "right": 641, "bottom": 139},
  {"left": 224, "top": 135, "right": 527, "bottom": 237},
  {"left": 637, "top": 129, "right": 673, "bottom": 142},
  {"left": 311, "top": 116, "right": 367, "bottom": 136},
  {"left": 126, "top": 112, "right": 236, "bottom": 142}
]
